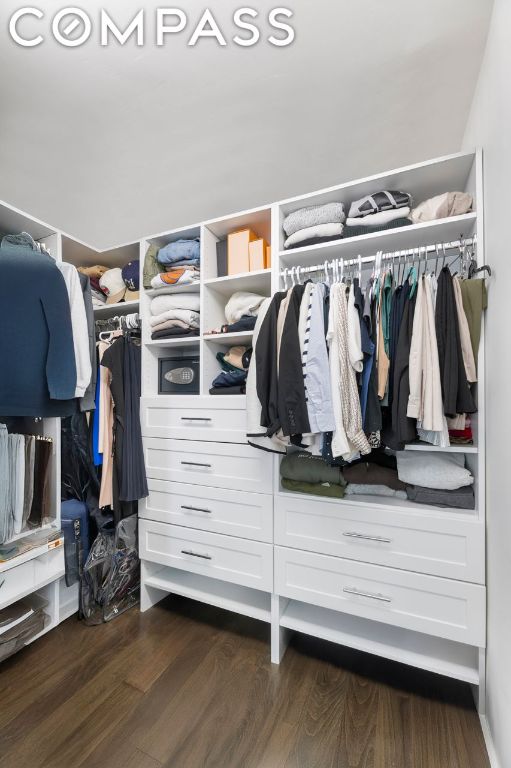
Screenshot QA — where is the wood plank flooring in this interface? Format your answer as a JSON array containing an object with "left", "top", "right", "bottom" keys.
[{"left": 0, "top": 595, "right": 490, "bottom": 768}]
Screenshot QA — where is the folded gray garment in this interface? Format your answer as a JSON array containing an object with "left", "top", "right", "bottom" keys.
[
  {"left": 406, "top": 484, "right": 475, "bottom": 510},
  {"left": 283, "top": 202, "right": 345, "bottom": 237},
  {"left": 348, "top": 190, "right": 411, "bottom": 219},
  {"left": 346, "top": 484, "right": 407, "bottom": 499},
  {"left": 280, "top": 451, "right": 346, "bottom": 486}
]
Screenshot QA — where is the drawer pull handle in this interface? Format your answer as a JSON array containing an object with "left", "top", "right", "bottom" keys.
[
  {"left": 343, "top": 587, "right": 392, "bottom": 603},
  {"left": 181, "top": 417, "right": 212, "bottom": 422},
  {"left": 181, "top": 550, "right": 212, "bottom": 560},
  {"left": 181, "top": 461, "right": 212, "bottom": 468},
  {"left": 181, "top": 505, "right": 212, "bottom": 514},
  {"left": 343, "top": 532, "right": 392, "bottom": 544}
]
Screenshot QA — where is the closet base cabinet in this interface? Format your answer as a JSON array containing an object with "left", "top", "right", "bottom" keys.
[{"left": 139, "top": 397, "right": 275, "bottom": 625}]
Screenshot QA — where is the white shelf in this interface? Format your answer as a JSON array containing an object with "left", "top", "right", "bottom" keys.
[
  {"left": 204, "top": 269, "right": 271, "bottom": 296},
  {"left": 94, "top": 299, "right": 139, "bottom": 316},
  {"left": 279, "top": 213, "right": 477, "bottom": 267},
  {"left": 405, "top": 442, "right": 477, "bottom": 454},
  {"left": 144, "top": 566, "right": 271, "bottom": 623},
  {"left": 3, "top": 522, "right": 57, "bottom": 546},
  {"left": 203, "top": 331, "right": 254, "bottom": 345},
  {"left": 145, "top": 336, "right": 200, "bottom": 348},
  {"left": 280, "top": 600, "right": 480, "bottom": 684},
  {"left": 145, "top": 284, "right": 200, "bottom": 297}
]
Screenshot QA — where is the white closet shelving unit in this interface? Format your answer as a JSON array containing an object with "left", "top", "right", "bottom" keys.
[
  {"left": 138, "top": 149, "right": 487, "bottom": 712},
  {"left": 0, "top": 202, "right": 65, "bottom": 637}
]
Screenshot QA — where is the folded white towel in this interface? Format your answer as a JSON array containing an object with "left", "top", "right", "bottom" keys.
[
  {"left": 346, "top": 208, "right": 410, "bottom": 228},
  {"left": 151, "top": 293, "right": 200, "bottom": 315},
  {"left": 284, "top": 222, "right": 344, "bottom": 249},
  {"left": 224, "top": 291, "right": 267, "bottom": 325},
  {"left": 150, "top": 309, "right": 200, "bottom": 328},
  {"left": 396, "top": 451, "right": 473, "bottom": 490}
]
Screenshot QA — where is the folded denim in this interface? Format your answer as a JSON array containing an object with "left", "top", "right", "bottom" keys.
[
  {"left": 211, "top": 369, "right": 247, "bottom": 388},
  {"left": 222, "top": 315, "right": 257, "bottom": 333},
  {"left": 283, "top": 202, "right": 346, "bottom": 237},
  {"left": 158, "top": 238, "right": 200, "bottom": 264}
]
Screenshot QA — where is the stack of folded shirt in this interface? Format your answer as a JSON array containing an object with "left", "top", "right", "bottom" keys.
[
  {"left": 210, "top": 346, "right": 252, "bottom": 395},
  {"left": 283, "top": 203, "right": 346, "bottom": 250},
  {"left": 396, "top": 451, "right": 475, "bottom": 509},
  {"left": 344, "top": 190, "right": 412, "bottom": 237},
  {"left": 157, "top": 238, "right": 200, "bottom": 282},
  {"left": 149, "top": 293, "right": 200, "bottom": 340},
  {"left": 448, "top": 415, "right": 474, "bottom": 445},
  {"left": 343, "top": 458, "right": 407, "bottom": 499},
  {"left": 150, "top": 267, "right": 200, "bottom": 291},
  {"left": 280, "top": 451, "right": 347, "bottom": 498},
  {"left": 207, "top": 291, "right": 267, "bottom": 335}
]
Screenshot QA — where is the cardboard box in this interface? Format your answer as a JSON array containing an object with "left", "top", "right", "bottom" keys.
[
  {"left": 227, "top": 229, "right": 258, "bottom": 275},
  {"left": 249, "top": 238, "right": 267, "bottom": 271},
  {"left": 265, "top": 245, "right": 272, "bottom": 268}
]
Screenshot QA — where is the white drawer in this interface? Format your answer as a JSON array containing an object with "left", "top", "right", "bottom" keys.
[
  {"left": 0, "top": 547, "right": 65, "bottom": 611},
  {"left": 139, "top": 520, "right": 273, "bottom": 592},
  {"left": 143, "top": 438, "right": 273, "bottom": 494},
  {"left": 275, "top": 546, "right": 486, "bottom": 646},
  {"left": 140, "top": 479, "right": 273, "bottom": 543},
  {"left": 275, "top": 495, "right": 484, "bottom": 583},
  {"left": 141, "top": 397, "right": 247, "bottom": 443}
]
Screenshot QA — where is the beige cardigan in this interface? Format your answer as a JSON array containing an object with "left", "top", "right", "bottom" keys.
[{"left": 407, "top": 275, "right": 445, "bottom": 432}]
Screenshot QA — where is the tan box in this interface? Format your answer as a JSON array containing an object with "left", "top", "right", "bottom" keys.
[
  {"left": 227, "top": 229, "right": 258, "bottom": 275},
  {"left": 265, "top": 245, "right": 272, "bottom": 269},
  {"left": 249, "top": 238, "right": 267, "bottom": 271}
]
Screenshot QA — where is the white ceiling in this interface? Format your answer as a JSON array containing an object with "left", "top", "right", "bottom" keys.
[{"left": 0, "top": 0, "right": 493, "bottom": 250}]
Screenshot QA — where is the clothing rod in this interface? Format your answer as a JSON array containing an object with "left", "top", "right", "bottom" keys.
[{"left": 279, "top": 236, "right": 476, "bottom": 277}]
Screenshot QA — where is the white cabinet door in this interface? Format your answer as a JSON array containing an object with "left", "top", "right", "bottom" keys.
[
  {"left": 274, "top": 546, "right": 486, "bottom": 646},
  {"left": 143, "top": 438, "right": 273, "bottom": 494},
  {"left": 140, "top": 520, "right": 273, "bottom": 592},
  {"left": 140, "top": 479, "right": 273, "bottom": 543}
]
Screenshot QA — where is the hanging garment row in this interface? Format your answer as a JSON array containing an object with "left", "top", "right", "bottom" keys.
[
  {"left": 0, "top": 424, "right": 52, "bottom": 544},
  {"left": 247, "top": 238, "right": 488, "bottom": 507},
  {"left": 92, "top": 314, "right": 148, "bottom": 525}
]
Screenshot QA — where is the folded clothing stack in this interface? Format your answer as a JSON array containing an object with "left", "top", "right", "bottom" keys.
[
  {"left": 397, "top": 451, "right": 475, "bottom": 509},
  {"left": 344, "top": 190, "right": 412, "bottom": 237},
  {"left": 207, "top": 291, "right": 267, "bottom": 335},
  {"left": 210, "top": 346, "right": 252, "bottom": 395},
  {"left": 283, "top": 203, "right": 346, "bottom": 250},
  {"left": 343, "top": 455, "right": 407, "bottom": 499},
  {"left": 449, "top": 415, "right": 474, "bottom": 445},
  {"left": 150, "top": 237, "right": 201, "bottom": 292},
  {"left": 280, "top": 451, "right": 347, "bottom": 498},
  {"left": 150, "top": 293, "right": 200, "bottom": 340}
]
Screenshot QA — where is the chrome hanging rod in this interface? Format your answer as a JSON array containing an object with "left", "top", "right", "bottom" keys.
[{"left": 279, "top": 235, "right": 477, "bottom": 279}]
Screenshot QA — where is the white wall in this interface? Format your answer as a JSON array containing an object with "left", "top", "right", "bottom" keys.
[{"left": 463, "top": 1, "right": 511, "bottom": 764}]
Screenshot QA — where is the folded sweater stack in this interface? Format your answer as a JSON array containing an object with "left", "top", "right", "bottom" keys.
[
  {"left": 280, "top": 451, "right": 347, "bottom": 498},
  {"left": 344, "top": 190, "right": 412, "bottom": 237},
  {"left": 397, "top": 451, "right": 475, "bottom": 509},
  {"left": 150, "top": 293, "right": 200, "bottom": 340},
  {"left": 207, "top": 291, "right": 267, "bottom": 335},
  {"left": 149, "top": 237, "right": 201, "bottom": 292},
  {"left": 283, "top": 203, "right": 346, "bottom": 250}
]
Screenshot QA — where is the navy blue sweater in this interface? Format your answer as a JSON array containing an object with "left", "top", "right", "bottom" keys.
[{"left": 0, "top": 241, "right": 77, "bottom": 417}]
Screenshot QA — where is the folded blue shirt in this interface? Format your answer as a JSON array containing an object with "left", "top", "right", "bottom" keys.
[{"left": 158, "top": 238, "right": 200, "bottom": 264}]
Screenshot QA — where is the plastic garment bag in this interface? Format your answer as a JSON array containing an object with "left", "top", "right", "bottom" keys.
[{"left": 81, "top": 515, "right": 139, "bottom": 624}]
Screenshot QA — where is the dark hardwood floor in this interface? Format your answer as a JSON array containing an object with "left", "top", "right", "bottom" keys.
[{"left": 0, "top": 595, "right": 490, "bottom": 768}]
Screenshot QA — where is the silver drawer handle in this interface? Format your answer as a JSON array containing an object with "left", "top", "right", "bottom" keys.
[
  {"left": 181, "top": 505, "right": 212, "bottom": 514},
  {"left": 343, "top": 531, "right": 392, "bottom": 544},
  {"left": 181, "top": 550, "right": 212, "bottom": 560},
  {"left": 181, "top": 417, "right": 212, "bottom": 422},
  {"left": 181, "top": 461, "right": 212, "bottom": 468},
  {"left": 343, "top": 586, "right": 392, "bottom": 603}
]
